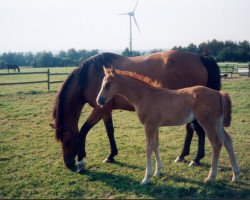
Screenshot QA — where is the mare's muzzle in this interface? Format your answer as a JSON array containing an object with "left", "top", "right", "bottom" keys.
[
  {"left": 98, "top": 96, "right": 106, "bottom": 106},
  {"left": 64, "top": 157, "right": 76, "bottom": 170}
]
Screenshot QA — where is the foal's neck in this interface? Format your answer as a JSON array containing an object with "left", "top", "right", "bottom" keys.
[{"left": 116, "top": 74, "right": 155, "bottom": 106}]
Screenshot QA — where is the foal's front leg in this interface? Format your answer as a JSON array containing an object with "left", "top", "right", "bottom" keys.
[
  {"left": 153, "top": 128, "right": 163, "bottom": 177},
  {"left": 141, "top": 124, "right": 159, "bottom": 184}
]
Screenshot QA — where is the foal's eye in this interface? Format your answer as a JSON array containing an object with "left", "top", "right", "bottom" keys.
[{"left": 105, "top": 83, "right": 110, "bottom": 90}]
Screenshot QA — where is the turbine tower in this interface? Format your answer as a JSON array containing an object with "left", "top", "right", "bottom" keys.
[{"left": 118, "top": 0, "right": 141, "bottom": 52}]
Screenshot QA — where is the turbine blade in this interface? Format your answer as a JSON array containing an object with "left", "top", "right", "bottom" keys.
[
  {"left": 133, "top": 16, "right": 141, "bottom": 34},
  {"left": 117, "top": 12, "right": 130, "bottom": 15},
  {"left": 133, "top": 0, "right": 139, "bottom": 12}
]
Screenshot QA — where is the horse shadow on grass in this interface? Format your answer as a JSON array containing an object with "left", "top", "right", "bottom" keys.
[{"left": 77, "top": 168, "right": 246, "bottom": 199}]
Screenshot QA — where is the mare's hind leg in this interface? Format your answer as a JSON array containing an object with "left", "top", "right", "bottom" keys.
[
  {"left": 189, "top": 120, "right": 205, "bottom": 166},
  {"left": 103, "top": 112, "right": 118, "bottom": 163},
  {"left": 174, "top": 123, "right": 194, "bottom": 163}
]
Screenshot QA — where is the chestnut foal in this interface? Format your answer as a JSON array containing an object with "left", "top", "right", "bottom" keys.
[{"left": 96, "top": 67, "right": 240, "bottom": 184}]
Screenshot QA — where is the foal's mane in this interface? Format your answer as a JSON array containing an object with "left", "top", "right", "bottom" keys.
[{"left": 115, "top": 69, "right": 162, "bottom": 88}]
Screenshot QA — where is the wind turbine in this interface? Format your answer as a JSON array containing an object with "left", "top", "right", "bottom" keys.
[{"left": 118, "top": 0, "right": 141, "bottom": 52}]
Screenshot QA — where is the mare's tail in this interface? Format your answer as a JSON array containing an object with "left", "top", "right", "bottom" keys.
[
  {"left": 220, "top": 91, "right": 232, "bottom": 127},
  {"left": 201, "top": 56, "right": 221, "bottom": 91}
]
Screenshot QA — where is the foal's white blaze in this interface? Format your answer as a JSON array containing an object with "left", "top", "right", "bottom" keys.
[{"left": 96, "top": 77, "right": 107, "bottom": 107}]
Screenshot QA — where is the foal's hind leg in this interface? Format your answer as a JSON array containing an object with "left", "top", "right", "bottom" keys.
[
  {"left": 204, "top": 128, "right": 222, "bottom": 182},
  {"left": 218, "top": 126, "right": 240, "bottom": 182},
  {"left": 174, "top": 123, "right": 194, "bottom": 163},
  {"left": 141, "top": 124, "right": 158, "bottom": 184}
]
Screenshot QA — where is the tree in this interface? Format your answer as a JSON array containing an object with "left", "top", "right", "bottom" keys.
[
  {"left": 186, "top": 43, "right": 198, "bottom": 53},
  {"left": 122, "top": 48, "right": 141, "bottom": 57}
]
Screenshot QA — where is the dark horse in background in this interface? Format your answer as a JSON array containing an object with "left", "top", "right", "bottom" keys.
[
  {"left": 6, "top": 64, "right": 20, "bottom": 73},
  {"left": 51, "top": 50, "right": 221, "bottom": 170}
]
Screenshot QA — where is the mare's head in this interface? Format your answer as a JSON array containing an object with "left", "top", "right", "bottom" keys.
[
  {"left": 51, "top": 113, "right": 80, "bottom": 170},
  {"left": 96, "top": 66, "right": 119, "bottom": 107},
  {"left": 52, "top": 71, "right": 82, "bottom": 169}
]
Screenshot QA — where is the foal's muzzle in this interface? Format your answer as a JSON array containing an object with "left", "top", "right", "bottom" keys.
[{"left": 98, "top": 96, "right": 106, "bottom": 106}]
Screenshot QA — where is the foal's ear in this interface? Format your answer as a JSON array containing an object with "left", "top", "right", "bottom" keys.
[
  {"left": 111, "top": 66, "right": 116, "bottom": 75},
  {"left": 103, "top": 65, "right": 110, "bottom": 75},
  {"left": 103, "top": 65, "right": 115, "bottom": 76}
]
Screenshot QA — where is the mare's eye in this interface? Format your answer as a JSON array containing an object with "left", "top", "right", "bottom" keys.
[{"left": 105, "top": 83, "right": 110, "bottom": 90}]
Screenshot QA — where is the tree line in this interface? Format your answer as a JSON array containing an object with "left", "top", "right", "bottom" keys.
[
  {"left": 171, "top": 40, "right": 250, "bottom": 62},
  {"left": 0, "top": 49, "right": 99, "bottom": 69},
  {"left": 0, "top": 40, "right": 249, "bottom": 69}
]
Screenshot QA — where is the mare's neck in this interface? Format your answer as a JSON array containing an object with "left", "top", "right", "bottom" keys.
[{"left": 116, "top": 74, "right": 154, "bottom": 107}]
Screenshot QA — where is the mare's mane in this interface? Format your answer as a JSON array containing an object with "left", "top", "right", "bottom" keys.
[
  {"left": 115, "top": 68, "right": 162, "bottom": 88},
  {"left": 52, "top": 53, "right": 126, "bottom": 141}
]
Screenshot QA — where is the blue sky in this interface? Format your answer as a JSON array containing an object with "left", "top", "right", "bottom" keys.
[{"left": 0, "top": 0, "right": 249, "bottom": 52}]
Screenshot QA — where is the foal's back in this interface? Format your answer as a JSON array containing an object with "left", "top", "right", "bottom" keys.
[{"left": 137, "top": 86, "right": 222, "bottom": 126}]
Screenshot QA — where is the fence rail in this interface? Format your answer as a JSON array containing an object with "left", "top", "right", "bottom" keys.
[
  {"left": 0, "top": 69, "right": 69, "bottom": 90},
  {"left": 0, "top": 65, "right": 249, "bottom": 89}
]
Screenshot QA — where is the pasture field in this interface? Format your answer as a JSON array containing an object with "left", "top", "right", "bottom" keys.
[{"left": 0, "top": 67, "right": 250, "bottom": 199}]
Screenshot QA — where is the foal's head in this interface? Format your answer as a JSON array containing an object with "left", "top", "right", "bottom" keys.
[{"left": 96, "top": 66, "right": 119, "bottom": 107}]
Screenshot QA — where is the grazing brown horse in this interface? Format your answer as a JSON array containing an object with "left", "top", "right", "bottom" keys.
[
  {"left": 96, "top": 67, "right": 240, "bottom": 184},
  {"left": 51, "top": 50, "right": 221, "bottom": 170},
  {"left": 6, "top": 64, "right": 20, "bottom": 73}
]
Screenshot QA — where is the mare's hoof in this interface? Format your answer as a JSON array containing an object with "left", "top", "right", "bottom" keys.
[
  {"left": 188, "top": 160, "right": 201, "bottom": 167},
  {"left": 174, "top": 156, "right": 184, "bottom": 163},
  {"left": 103, "top": 157, "right": 115, "bottom": 163},
  {"left": 174, "top": 156, "right": 188, "bottom": 163},
  {"left": 77, "top": 160, "right": 86, "bottom": 173}
]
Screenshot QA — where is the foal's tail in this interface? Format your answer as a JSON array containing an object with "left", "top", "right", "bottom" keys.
[{"left": 220, "top": 91, "right": 232, "bottom": 127}]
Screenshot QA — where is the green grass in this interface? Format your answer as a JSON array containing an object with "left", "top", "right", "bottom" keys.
[{"left": 0, "top": 68, "right": 250, "bottom": 199}]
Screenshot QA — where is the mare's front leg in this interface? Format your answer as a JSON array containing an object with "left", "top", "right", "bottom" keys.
[
  {"left": 174, "top": 123, "right": 194, "bottom": 163},
  {"left": 103, "top": 112, "right": 118, "bottom": 163},
  {"left": 77, "top": 106, "right": 112, "bottom": 172},
  {"left": 141, "top": 124, "right": 158, "bottom": 184}
]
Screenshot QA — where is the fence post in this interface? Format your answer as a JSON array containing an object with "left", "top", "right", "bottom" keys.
[
  {"left": 248, "top": 64, "right": 250, "bottom": 77},
  {"left": 47, "top": 69, "right": 50, "bottom": 90}
]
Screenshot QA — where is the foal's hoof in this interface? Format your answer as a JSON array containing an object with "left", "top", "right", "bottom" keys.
[
  {"left": 204, "top": 177, "right": 215, "bottom": 183},
  {"left": 188, "top": 160, "right": 201, "bottom": 167},
  {"left": 103, "top": 157, "right": 115, "bottom": 163},
  {"left": 141, "top": 178, "right": 149, "bottom": 185},
  {"left": 232, "top": 171, "right": 240, "bottom": 183}
]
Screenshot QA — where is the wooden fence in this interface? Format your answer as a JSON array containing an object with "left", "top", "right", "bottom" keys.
[
  {"left": 0, "top": 69, "right": 69, "bottom": 90},
  {"left": 220, "top": 65, "right": 250, "bottom": 78}
]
